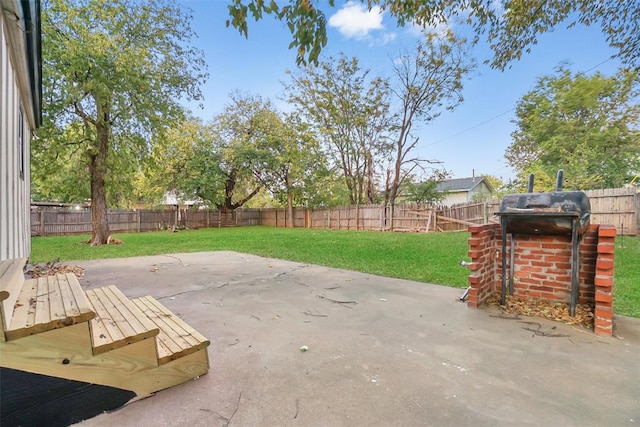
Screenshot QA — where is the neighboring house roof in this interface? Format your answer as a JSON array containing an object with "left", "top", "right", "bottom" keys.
[{"left": 436, "top": 177, "right": 494, "bottom": 193}]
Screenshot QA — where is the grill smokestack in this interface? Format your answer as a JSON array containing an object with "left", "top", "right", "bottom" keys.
[
  {"left": 527, "top": 173, "right": 535, "bottom": 193},
  {"left": 556, "top": 169, "right": 564, "bottom": 192}
]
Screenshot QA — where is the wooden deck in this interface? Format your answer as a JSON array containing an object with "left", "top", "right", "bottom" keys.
[
  {"left": 132, "top": 296, "right": 210, "bottom": 365},
  {"left": 86, "top": 286, "right": 159, "bottom": 355},
  {"left": 1, "top": 257, "right": 211, "bottom": 424},
  {"left": 0, "top": 258, "right": 27, "bottom": 340},
  {"left": 6, "top": 273, "right": 95, "bottom": 341}
]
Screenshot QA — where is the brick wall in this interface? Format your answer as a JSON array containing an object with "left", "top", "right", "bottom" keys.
[{"left": 467, "top": 223, "right": 616, "bottom": 337}]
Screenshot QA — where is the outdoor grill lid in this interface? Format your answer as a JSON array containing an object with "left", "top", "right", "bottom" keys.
[
  {"left": 496, "top": 171, "right": 591, "bottom": 235},
  {"left": 497, "top": 191, "right": 590, "bottom": 217}
]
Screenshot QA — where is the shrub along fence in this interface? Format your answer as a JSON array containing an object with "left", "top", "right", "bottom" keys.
[{"left": 30, "top": 186, "right": 638, "bottom": 237}]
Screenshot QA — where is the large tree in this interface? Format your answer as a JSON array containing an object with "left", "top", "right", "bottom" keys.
[
  {"left": 40, "top": 0, "right": 207, "bottom": 245},
  {"left": 227, "top": 1, "right": 640, "bottom": 70},
  {"left": 262, "top": 114, "right": 328, "bottom": 226},
  {"left": 140, "top": 116, "right": 224, "bottom": 207},
  {"left": 208, "top": 93, "right": 285, "bottom": 211},
  {"left": 505, "top": 67, "right": 640, "bottom": 191},
  {"left": 142, "top": 95, "right": 330, "bottom": 214},
  {"left": 384, "top": 31, "right": 475, "bottom": 214},
  {"left": 284, "top": 55, "right": 393, "bottom": 205}
]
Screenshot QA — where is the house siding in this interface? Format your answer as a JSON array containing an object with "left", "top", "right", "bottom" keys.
[
  {"left": 441, "top": 182, "right": 493, "bottom": 206},
  {"left": 468, "top": 182, "right": 492, "bottom": 201},
  {"left": 442, "top": 192, "right": 469, "bottom": 206},
  {"left": 1, "top": 8, "right": 32, "bottom": 261}
]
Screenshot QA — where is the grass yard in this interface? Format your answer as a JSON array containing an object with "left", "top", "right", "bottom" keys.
[
  {"left": 614, "top": 235, "right": 640, "bottom": 318},
  {"left": 31, "top": 227, "right": 471, "bottom": 286},
  {"left": 30, "top": 227, "right": 639, "bottom": 317}
]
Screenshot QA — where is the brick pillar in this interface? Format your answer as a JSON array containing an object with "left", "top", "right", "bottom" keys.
[
  {"left": 467, "top": 224, "right": 500, "bottom": 308},
  {"left": 594, "top": 225, "right": 616, "bottom": 337}
]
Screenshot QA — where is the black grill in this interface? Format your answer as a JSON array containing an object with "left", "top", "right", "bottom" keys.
[
  {"left": 498, "top": 191, "right": 591, "bottom": 235},
  {"left": 495, "top": 171, "right": 591, "bottom": 316}
]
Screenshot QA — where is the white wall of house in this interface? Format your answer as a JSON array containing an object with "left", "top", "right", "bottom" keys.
[
  {"left": 441, "top": 192, "right": 469, "bottom": 206},
  {"left": 468, "top": 182, "right": 493, "bottom": 201},
  {"left": 441, "top": 182, "right": 493, "bottom": 206},
  {"left": 1, "top": 5, "right": 34, "bottom": 261}
]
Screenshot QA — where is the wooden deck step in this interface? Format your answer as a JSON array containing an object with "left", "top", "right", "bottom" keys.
[
  {"left": 1, "top": 258, "right": 27, "bottom": 340},
  {"left": 0, "top": 258, "right": 27, "bottom": 302},
  {"left": 132, "top": 296, "right": 210, "bottom": 365},
  {"left": 86, "top": 286, "right": 159, "bottom": 355},
  {"left": 6, "top": 273, "right": 95, "bottom": 341}
]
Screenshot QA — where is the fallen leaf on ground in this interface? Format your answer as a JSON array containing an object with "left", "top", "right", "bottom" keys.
[
  {"left": 486, "top": 293, "right": 594, "bottom": 329},
  {"left": 26, "top": 260, "right": 85, "bottom": 279}
]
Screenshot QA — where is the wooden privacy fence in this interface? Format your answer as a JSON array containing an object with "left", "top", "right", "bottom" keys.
[
  {"left": 236, "top": 203, "right": 491, "bottom": 232},
  {"left": 30, "top": 203, "right": 488, "bottom": 236},
  {"left": 30, "top": 187, "right": 638, "bottom": 236},
  {"left": 31, "top": 209, "right": 234, "bottom": 236},
  {"left": 585, "top": 187, "right": 639, "bottom": 236}
]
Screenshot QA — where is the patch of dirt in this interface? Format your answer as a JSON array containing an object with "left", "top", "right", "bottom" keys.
[
  {"left": 25, "top": 259, "right": 85, "bottom": 279},
  {"left": 486, "top": 293, "right": 594, "bottom": 329}
]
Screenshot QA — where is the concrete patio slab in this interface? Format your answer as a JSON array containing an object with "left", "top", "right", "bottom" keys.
[{"left": 74, "top": 251, "right": 639, "bottom": 427}]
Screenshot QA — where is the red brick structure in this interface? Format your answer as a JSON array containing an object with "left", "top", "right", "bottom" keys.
[{"left": 466, "top": 223, "right": 616, "bottom": 336}]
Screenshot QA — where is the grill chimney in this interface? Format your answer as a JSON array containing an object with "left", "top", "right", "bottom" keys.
[{"left": 556, "top": 169, "right": 564, "bottom": 192}]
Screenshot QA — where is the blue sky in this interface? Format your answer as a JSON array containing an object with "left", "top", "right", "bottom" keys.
[{"left": 181, "top": 1, "right": 623, "bottom": 183}]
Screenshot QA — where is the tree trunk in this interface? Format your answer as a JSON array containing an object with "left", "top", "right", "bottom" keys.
[
  {"left": 222, "top": 169, "right": 237, "bottom": 212},
  {"left": 286, "top": 174, "right": 294, "bottom": 228},
  {"left": 365, "top": 152, "right": 376, "bottom": 204},
  {"left": 385, "top": 165, "right": 401, "bottom": 231},
  {"left": 88, "top": 119, "right": 111, "bottom": 246}
]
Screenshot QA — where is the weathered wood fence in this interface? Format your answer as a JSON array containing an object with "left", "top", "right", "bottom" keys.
[
  {"left": 30, "top": 203, "right": 490, "bottom": 236},
  {"left": 584, "top": 187, "right": 639, "bottom": 236},
  {"left": 235, "top": 202, "right": 492, "bottom": 232},
  {"left": 31, "top": 209, "right": 234, "bottom": 236},
  {"left": 30, "top": 187, "right": 639, "bottom": 236}
]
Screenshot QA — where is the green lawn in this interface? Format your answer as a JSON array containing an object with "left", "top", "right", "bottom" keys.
[
  {"left": 614, "top": 235, "right": 640, "bottom": 318},
  {"left": 30, "top": 227, "right": 471, "bottom": 286},
  {"left": 30, "top": 227, "right": 639, "bottom": 317}
]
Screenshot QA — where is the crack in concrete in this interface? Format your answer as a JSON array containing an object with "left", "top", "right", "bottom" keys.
[
  {"left": 157, "top": 254, "right": 185, "bottom": 267},
  {"left": 157, "top": 280, "right": 240, "bottom": 300},
  {"left": 156, "top": 265, "right": 313, "bottom": 300},
  {"left": 272, "top": 264, "right": 310, "bottom": 279}
]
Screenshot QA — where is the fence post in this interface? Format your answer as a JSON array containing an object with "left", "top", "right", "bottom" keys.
[
  {"left": 483, "top": 202, "right": 488, "bottom": 224},
  {"left": 137, "top": 211, "right": 141, "bottom": 232},
  {"left": 633, "top": 189, "right": 640, "bottom": 237},
  {"left": 39, "top": 211, "right": 45, "bottom": 236},
  {"left": 206, "top": 209, "right": 210, "bottom": 228}
]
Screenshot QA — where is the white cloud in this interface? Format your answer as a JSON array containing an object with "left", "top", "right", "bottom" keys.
[
  {"left": 365, "top": 32, "right": 397, "bottom": 48},
  {"left": 328, "top": 2, "right": 384, "bottom": 39},
  {"left": 410, "top": 19, "right": 452, "bottom": 38}
]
